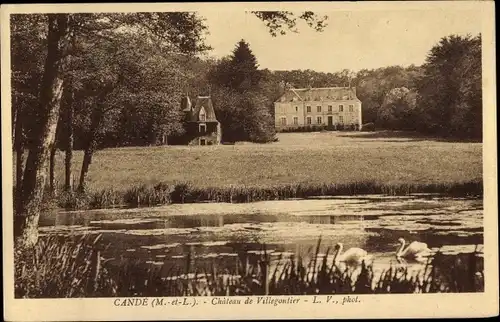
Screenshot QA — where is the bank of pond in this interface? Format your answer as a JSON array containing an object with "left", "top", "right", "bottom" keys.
[{"left": 34, "top": 180, "right": 483, "bottom": 211}]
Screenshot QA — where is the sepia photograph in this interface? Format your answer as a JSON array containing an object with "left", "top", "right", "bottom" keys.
[{"left": 1, "top": 1, "right": 498, "bottom": 320}]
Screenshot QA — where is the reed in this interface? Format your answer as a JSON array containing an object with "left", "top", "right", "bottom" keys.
[
  {"left": 123, "top": 182, "right": 172, "bottom": 207},
  {"left": 43, "top": 179, "right": 483, "bottom": 210},
  {"left": 15, "top": 235, "right": 484, "bottom": 298}
]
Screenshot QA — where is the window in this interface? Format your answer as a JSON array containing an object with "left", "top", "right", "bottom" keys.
[
  {"left": 306, "top": 117, "right": 312, "bottom": 125},
  {"left": 317, "top": 116, "right": 322, "bottom": 124},
  {"left": 349, "top": 104, "right": 354, "bottom": 112},
  {"left": 328, "top": 105, "right": 332, "bottom": 112},
  {"left": 199, "top": 107, "right": 206, "bottom": 121},
  {"left": 293, "top": 117, "right": 299, "bottom": 125},
  {"left": 200, "top": 138, "right": 206, "bottom": 146},
  {"left": 339, "top": 105, "right": 344, "bottom": 112},
  {"left": 317, "top": 106, "right": 322, "bottom": 112},
  {"left": 295, "top": 106, "right": 298, "bottom": 112},
  {"left": 281, "top": 117, "right": 287, "bottom": 126},
  {"left": 199, "top": 124, "right": 206, "bottom": 133},
  {"left": 339, "top": 116, "right": 344, "bottom": 123},
  {"left": 306, "top": 106, "right": 311, "bottom": 113}
]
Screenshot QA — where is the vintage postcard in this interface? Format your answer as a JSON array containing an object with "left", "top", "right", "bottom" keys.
[{"left": 1, "top": 1, "right": 498, "bottom": 320}]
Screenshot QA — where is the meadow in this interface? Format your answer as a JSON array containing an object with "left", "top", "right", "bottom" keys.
[
  {"left": 14, "top": 131, "right": 482, "bottom": 209},
  {"left": 51, "top": 131, "right": 482, "bottom": 191}
]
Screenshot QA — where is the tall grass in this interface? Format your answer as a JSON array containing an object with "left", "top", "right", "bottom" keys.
[
  {"left": 45, "top": 179, "right": 483, "bottom": 210},
  {"left": 15, "top": 235, "right": 484, "bottom": 298}
]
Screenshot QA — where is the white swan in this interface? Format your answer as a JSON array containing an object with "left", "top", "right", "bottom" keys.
[
  {"left": 396, "top": 238, "right": 431, "bottom": 260},
  {"left": 333, "top": 243, "right": 372, "bottom": 266}
]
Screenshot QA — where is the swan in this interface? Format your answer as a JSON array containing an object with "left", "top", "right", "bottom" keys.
[
  {"left": 333, "top": 243, "right": 372, "bottom": 266},
  {"left": 396, "top": 238, "right": 431, "bottom": 259}
]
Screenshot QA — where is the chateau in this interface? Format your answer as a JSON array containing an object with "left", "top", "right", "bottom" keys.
[{"left": 274, "top": 87, "right": 362, "bottom": 131}]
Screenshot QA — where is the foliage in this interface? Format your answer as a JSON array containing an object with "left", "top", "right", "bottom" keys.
[
  {"left": 15, "top": 235, "right": 484, "bottom": 297},
  {"left": 251, "top": 11, "right": 328, "bottom": 37},
  {"left": 10, "top": 14, "right": 48, "bottom": 149},
  {"left": 210, "top": 40, "right": 276, "bottom": 143},
  {"left": 210, "top": 40, "right": 263, "bottom": 93},
  {"left": 73, "top": 34, "right": 187, "bottom": 147},
  {"left": 416, "top": 34, "right": 482, "bottom": 139},
  {"left": 378, "top": 87, "right": 418, "bottom": 130},
  {"left": 354, "top": 65, "right": 423, "bottom": 126}
]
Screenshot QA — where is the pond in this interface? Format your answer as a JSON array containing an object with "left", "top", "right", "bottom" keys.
[{"left": 39, "top": 194, "right": 483, "bottom": 277}]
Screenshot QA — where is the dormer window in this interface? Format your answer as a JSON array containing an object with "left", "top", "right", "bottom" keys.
[{"left": 199, "top": 107, "right": 206, "bottom": 121}]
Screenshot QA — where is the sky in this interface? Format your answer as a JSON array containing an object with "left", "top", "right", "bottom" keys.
[{"left": 198, "top": 8, "right": 482, "bottom": 73}]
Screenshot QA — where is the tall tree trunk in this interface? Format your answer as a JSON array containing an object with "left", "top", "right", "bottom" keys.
[
  {"left": 14, "top": 103, "right": 25, "bottom": 213},
  {"left": 78, "top": 107, "right": 103, "bottom": 193},
  {"left": 49, "top": 146, "right": 56, "bottom": 195},
  {"left": 63, "top": 76, "right": 74, "bottom": 192},
  {"left": 15, "top": 14, "right": 73, "bottom": 248}
]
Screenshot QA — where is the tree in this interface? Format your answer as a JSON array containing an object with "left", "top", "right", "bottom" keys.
[
  {"left": 354, "top": 65, "right": 423, "bottom": 126},
  {"left": 10, "top": 14, "right": 47, "bottom": 211},
  {"left": 416, "top": 34, "right": 482, "bottom": 138},
  {"left": 14, "top": 14, "right": 74, "bottom": 247},
  {"left": 209, "top": 40, "right": 275, "bottom": 142},
  {"left": 210, "top": 40, "right": 262, "bottom": 93},
  {"left": 73, "top": 34, "right": 188, "bottom": 191},
  {"left": 378, "top": 87, "right": 418, "bottom": 130}
]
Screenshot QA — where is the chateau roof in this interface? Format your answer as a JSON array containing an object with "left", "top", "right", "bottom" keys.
[
  {"left": 277, "top": 87, "right": 360, "bottom": 103},
  {"left": 186, "top": 96, "right": 218, "bottom": 122}
]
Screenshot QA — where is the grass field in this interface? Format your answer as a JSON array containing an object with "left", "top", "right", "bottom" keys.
[{"left": 48, "top": 131, "right": 482, "bottom": 191}]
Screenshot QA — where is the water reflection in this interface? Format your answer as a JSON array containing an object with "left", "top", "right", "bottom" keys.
[{"left": 39, "top": 195, "right": 483, "bottom": 275}]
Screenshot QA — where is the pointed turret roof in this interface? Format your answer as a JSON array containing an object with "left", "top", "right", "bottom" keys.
[{"left": 188, "top": 96, "right": 218, "bottom": 122}]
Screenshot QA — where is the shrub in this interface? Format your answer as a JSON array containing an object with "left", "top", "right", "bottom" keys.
[
  {"left": 123, "top": 183, "right": 173, "bottom": 207},
  {"left": 58, "top": 191, "right": 91, "bottom": 210},
  {"left": 170, "top": 182, "right": 193, "bottom": 203},
  {"left": 362, "top": 123, "right": 376, "bottom": 131}
]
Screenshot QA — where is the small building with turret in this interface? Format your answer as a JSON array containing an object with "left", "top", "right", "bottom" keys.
[{"left": 171, "top": 94, "right": 222, "bottom": 145}]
